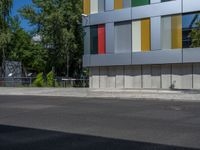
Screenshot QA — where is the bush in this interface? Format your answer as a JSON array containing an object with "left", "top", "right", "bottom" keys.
[
  {"left": 47, "top": 71, "right": 55, "bottom": 87},
  {"left": 33, "top": 73, "right": 45, "bottom": 87}
]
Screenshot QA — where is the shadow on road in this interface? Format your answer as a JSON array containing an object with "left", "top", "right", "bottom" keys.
[{"left": 0, "top": 124, "right": 199, "bottom": 150}]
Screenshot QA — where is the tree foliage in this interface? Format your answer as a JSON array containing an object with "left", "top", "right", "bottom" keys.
[{"left": 20, "top": 0, "right": 83, "bottom": 77}]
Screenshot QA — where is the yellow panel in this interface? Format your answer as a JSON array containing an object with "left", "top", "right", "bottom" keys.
[
  {"left": 141, "top": 19, "right": 150, "bottom": 52},
  {"left": 83, "top": 0, "right": 90, "bottom": 15},
  {"left": 171, "top": 15, "right": 182, "bottom": 49},
  {"left": 114, "top": 0, "right": 123, "bottom": 10}
]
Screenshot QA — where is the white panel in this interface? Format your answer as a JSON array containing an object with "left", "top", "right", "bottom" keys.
[
  {"left": 108, "top": 67, "right": 116, "bottom": 88},
  {"left": 161, "top": 16, "right": 171, "bottom": 49},
  {"left": 151, "top": 65, "right": 161, "bottom": 89},
  {"left": 161, "top": 64, "right": 172, "bottom": 89},
  {"left": 142, "top": 65, "right": 152, "bottom": 88},
  {"left": 99, "top": 67, "right": 108, "bottom": 88},
  {"left": 91, "top": 0, "right": 98, "bottom": 14},
  {"left": 132, "top": 21, "right": 141, "bottom": 52},
  {"left": 116, "top": 66, "right": 124, "bottom": 88},
  {"left": 182, "top": 64, "right": 193, "bottom": 89},
  {"left": 124, "top": 66, "right": 134, "bottom": 88}
]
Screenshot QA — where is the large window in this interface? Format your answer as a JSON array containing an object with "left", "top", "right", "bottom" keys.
[
  {"left": 90, "top": 25, "right": 106, "bottom": 54},
  {"left": 132, "top": 0, "right": 150, "bottom": 7},
  {"left": 115, "top": 22, "right": 132, "bottom": 53},
  {"left": 182, "top": 13, "right": 200, "bottom": 48},
  {"left": 161, "top": 15, "right": 182, "bottom": 49},
  {"left": 114, "top": 0, "right": 149, "bottom": 10},
  {"left": 161, "top": 0, "right": 173, "bottom": 2}
]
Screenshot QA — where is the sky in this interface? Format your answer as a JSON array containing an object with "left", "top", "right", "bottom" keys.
[{"left": 12, "top": 0, "right": 33, "bottom": 31}]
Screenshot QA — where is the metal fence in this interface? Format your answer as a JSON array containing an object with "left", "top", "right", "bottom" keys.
[{"left": 0, "top": 77, "right": 89, "bottom": 88}]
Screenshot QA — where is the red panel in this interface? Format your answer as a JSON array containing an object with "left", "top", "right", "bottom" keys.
[{"left": 98, "top": 24, "right": 106, "bottom": 54}]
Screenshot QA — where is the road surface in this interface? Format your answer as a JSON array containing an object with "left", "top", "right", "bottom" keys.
[{"left": 0, "top": 95, "right": 200, "bottom": 150}]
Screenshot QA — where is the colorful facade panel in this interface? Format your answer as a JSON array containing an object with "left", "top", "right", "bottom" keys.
[
  {"left": 98, "top": 24, "right": 106, "bottom": 54},
  {"left": 161, "top": 15, "right": 182, "bottom": 49},
  {"left": 83, "top": 0, "right": 90, "bottom": 15}
]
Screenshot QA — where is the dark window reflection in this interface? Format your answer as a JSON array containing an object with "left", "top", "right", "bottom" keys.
[
  {"left": 161, "top": 0, "right": 173, "bottom": 2},
  {"left": 182, "top": 13, "right": 200, "bottom": 48}
]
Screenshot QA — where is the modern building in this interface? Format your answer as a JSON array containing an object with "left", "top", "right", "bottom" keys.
[{"left": 82, "top": 0, "right": 200, "bottom": 89}]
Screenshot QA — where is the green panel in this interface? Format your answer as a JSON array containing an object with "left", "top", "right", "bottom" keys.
[
  {"left": 132, "top": 0, "right": 149, "bottom": 7},
  {"left": 90, "top": 26, "right": 98, "bottom": 54}
]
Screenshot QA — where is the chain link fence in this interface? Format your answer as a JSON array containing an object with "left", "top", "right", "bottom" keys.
[{"left": 0, "top": 77, "right": 89, "bottom": 88}]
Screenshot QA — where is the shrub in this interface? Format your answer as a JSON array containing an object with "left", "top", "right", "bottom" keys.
[
  {"left": 33, "top": 73, "right": 45, "bottom": 87},
  {"left": 47, "top": 71, "right": 56, "bottom": 87}
]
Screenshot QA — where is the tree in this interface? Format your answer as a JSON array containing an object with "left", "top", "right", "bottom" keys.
[
  {"left": 0, "top": 0, "right": 13, "bottom": 73},
  {"left": 20, "top": 0, "right": 83, "bottom": 77},
  {"left": 7, "top": 16, "right": 48, "bottom": 73},
  {"left": 189, "top": 21, "right": 200, "bottom": 48}
]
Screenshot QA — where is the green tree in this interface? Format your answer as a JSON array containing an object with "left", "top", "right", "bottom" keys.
[
  {"left": 7, "top": 16, "right": 48, "bottom": 73},
  {"left": 20, "top": 0, "right": 83, "bottom": 77},
  {"left": 189, "top": 21, "right": 200, "bottom": 48},
  {"left": 0, "top": 0, "right": 13, "bottom": 69}
]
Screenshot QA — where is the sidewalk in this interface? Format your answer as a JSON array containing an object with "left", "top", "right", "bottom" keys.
[{"left": 0, "top": 87, "right": 200, "bottom": 101}]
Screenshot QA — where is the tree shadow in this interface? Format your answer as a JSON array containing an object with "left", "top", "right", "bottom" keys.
[{"left": 0, "top": 125, "right": 199, "bottom": 150}]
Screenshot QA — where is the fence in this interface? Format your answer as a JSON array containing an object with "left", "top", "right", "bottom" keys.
[{"left": 0, "top": 77, "right": 89, "bottom": 88}]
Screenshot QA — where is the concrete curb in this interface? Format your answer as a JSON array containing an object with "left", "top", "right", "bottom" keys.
[{"left": 0, "top": 87, "right": 200, "bottom": 102}]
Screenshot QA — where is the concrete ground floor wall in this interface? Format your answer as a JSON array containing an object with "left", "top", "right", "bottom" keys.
[{"left": 89, "top": 63, "right": 200, "bottom": 89}]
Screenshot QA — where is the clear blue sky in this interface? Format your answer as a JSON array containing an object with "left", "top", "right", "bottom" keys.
[{"left": 12, "top": 0, "right": 32, "bottom": 31}]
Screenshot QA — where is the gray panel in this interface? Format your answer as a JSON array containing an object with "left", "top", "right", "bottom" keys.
[
  {"left": 123, "top": 0, "right": 131, "bottom": 8},
  {"left": 115, "top": 21, "right": 132, "bottom": 53},
  {"left": 132, "top": 49, "right": 182, "bottom": 65},
  {"left": 83, "top": 55, "right": 90, "bottom": 67},
  {"left": 105, "top": 0, "right": 114, "bottom": 11},
  {"left": 90, "top": 53, "right": 132, "bottom": 66},
  {"left": 193, "top": 63, "right": 200, "bottom": 89},
  {"left": 151, "top": 0, "right": 161, "bottom": 4},
  {"left": 161, "top": 64, "right": 172, "bottom": 89},
  {"left": 99, "top": 67, "right": 108, "bottom": 88},
  {"left": 183, "top": 0, "right": 200, "bottom": 13},
  {"left": 183, "top": 48, "right": 200, "bottom": 63},
  {"left": 90, "top": 8, "right": 131, "bottom": 25},
  {"left": 98, "top": 0, "right": 105, "bottom": 12},
  {"left": 151, "top": 17, "right": 161, "bottom": 50},
  {"left": 83, "top": 27, "right": 90, "bottom": 55},
  {"left": 106, "top": 23, "right": 115, "bottom": 54},
  {"left": 116, "top": 66, "right": 124, "bottom": 88},
  {"left": 82, "top": 16, "right": 90, "bottom": 27},
  {"left": 142, "top": 65, "right": 152, "bottom": 88},
  {"left": 132, "top": 0, "right": 181, "bottom": 20},
  {"left": 151, "top": 65, "right": 161, "bottom": 89}
]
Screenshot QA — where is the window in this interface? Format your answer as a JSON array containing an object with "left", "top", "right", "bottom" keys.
[
  {"left": 161, "top": 15, "right": 182, "bottom": 49},
  {"left": 132, "top": 0, "right": 150, "bottom": 7},
  {"left": 115, "top": 22, "right": 132, "bottom": 53},
  {"left": 90, "top": 25, "right": 106, "bottom": 54},
  {"left": 132, "top": 18, "right": 150, "bottom": 52},
  {"left": 182, "top": 13, "right": 200, "bottom": 48},
  {"left": 161, "top": 0, "right": 173, "bottom": 2},
  {"left": 114, "top": 0, "right": 149, "bottom": 10}
]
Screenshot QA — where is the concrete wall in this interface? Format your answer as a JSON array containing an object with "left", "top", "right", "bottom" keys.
[{"left": 89, "top": 63, "right": 200, "bottom": 89}]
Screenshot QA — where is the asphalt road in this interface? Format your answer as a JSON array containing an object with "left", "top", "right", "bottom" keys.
[{"left": 0, "top": 95, "right": 200, "bottom": 150}]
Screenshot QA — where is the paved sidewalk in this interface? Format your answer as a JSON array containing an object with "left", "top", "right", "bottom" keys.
[{"left": 0, "top": 87, "right": 200, "bottom": 101}]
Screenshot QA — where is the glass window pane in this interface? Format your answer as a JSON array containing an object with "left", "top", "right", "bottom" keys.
[
  {"left": 182, "top": 13, "right": 200, "bottom": 48},
  {"left": 115, "top": 22, "right": 132, "bottom": 53},
  {"left": 132, "top": 0, "right": 150, "bottom": 7},
  {"left": 90, "top": 26, "right": 98, "bottom": 54}
]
